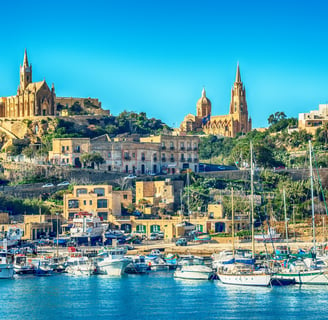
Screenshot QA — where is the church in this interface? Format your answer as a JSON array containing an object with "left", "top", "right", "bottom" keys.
[
  {"left": 0, "top": 50, "right": 56, "bottom": 118},
  {"left": 180, "top": 64, "right": 252, "bottom": 137}
]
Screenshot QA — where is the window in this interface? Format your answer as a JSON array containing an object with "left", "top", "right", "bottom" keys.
[
  {"left": 83, "top": 200, "right": 86, "bottom": 205},
  {"left": 97, "top": 199, "right": 108, "bottom": 208},
  {"left": 68, "top": 200, "right": 79, "bottom": 209},
  {"left": 76, "top": 188, "right": 87, "bottom": 196},
  {"left": 94, "top": 188, "right": 105, "bottom": 196},
  {"left": 132, "top": 153, "right": 136, "bottom": 158},
  {"left": 123, "top": 194, "right": 128, "bottom": 200},
  {"left": 61, "top": 146, "right": 65, "bottom": 153},
  {"left": 98, "top": 212, "right": 108, "bottom": 221},
  {"left": 66, "top": 146, "right": 69, "bottom": 151},
  {"left": 74, "top": 145, "right": 80, "bottom": 153},
  {"left": 89, "top": 200, "right": 92, "bottom": 205},
  {"left": 108, "top": 152, "right": 111, "bottom": 158}
]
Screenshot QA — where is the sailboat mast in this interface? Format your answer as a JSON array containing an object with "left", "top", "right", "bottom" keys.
[
  {"left": 283, "top": 188, "right": 288, "bottom": 246},
  {"left": 250, "top": 141, "right": 255, "bottom": 258},
  {"left": 231, "top": 187, "right": 235, "bottom": 259},
  {"left": 309, "top": 140, "right": 316, "bottom": 253}
]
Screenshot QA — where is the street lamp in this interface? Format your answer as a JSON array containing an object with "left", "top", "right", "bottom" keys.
[{"left": 56, "top": 213, "right": 59, "bottom": 257}]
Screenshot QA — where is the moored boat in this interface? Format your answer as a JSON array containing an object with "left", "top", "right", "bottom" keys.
[{"left": 0, "top": 250, "right": 14, "bottom": 279}]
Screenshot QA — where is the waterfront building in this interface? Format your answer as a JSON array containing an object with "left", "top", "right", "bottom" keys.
[
  {"left": 135, "top": 179, "right": 184, "bottom": 213},
  {"left": 63, "top": 184, "right": 132, "bottom": 221},
  {"left": 298, "top": 104, "right": 328, "bottom": 135},
  {"left": 180, "top": 64, "right": 252, "bottom": 137}
]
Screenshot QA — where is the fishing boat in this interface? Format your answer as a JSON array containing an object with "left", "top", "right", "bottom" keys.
[
  {"left": 70, "top": 212, "right": 107, "bottom": 245},
  {"left": 33, "top": 259, "right": 53, "bottom": 276},
  {"left": 95, "top": 247, "right": 130, "bottom": 276},
  {"left": 254, "top": 227, "right": 281, "bottom": 242},
  {"left": 174, "top": 257, "right": 215, "bottom": 280},
  {"left": 13, "top": 254, "right": 35, "bottom": 275},
  {"left": 65, "top": 256, "right": 94, "bottom": 276},
  {"left": 125, "top": 255, "right": 148, "bottom": 274},
  {"left": 0, "top": 250, "right": 14, "bottom": 279}
]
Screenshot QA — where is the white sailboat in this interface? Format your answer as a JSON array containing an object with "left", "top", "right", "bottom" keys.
[
  {"left": 218, "top": 143, "right": 271, "bottom": 287},
  {"left": 272, "top": 141, "right": 328, "bottom": 285}
]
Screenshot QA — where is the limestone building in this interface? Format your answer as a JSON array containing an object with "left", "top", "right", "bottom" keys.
[
  {"left": 180, "top": 64, "right": 252, "bottom": 137},
  {"left": 298, "top": 104, "right": 328, "bottom": 135},
  {"left": 0, "top": 50, "right": 56, "bottom": 118}
]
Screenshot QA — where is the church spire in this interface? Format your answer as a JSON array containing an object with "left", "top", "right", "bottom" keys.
[
  {"left": 202, "top": 87, "right": 206, "bottom": 98},
  {"left": 235, "top": 63, "right": 241, "bottom": 83},
  {"left": 23, "top": 49, "right": 29, "bottom": 67}
]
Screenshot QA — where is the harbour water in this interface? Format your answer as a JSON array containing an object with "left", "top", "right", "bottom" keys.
[{"left": 2, "top": 272, "right": 328, "bottom": 320}]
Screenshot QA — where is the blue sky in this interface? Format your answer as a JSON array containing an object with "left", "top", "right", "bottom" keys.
[{"left": 1, "top": 0, "right": 328, "bottom": 128}]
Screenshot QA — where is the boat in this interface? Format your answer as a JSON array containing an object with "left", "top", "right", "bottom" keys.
[
  {"left": 0, "top": 227, "right": 23, "bottom": 248},
  {"left": 217, "top": 145, "right": 272, "bottom": 287},
  {"left": 271, "top": 141, "right": 328, "bottom": 285},
  {"left": 95, "top": 247, "right": 130, "bottom": 276},
  {"left": 65, "top": 256, "right": 94, "bottom": 276},
  {"left": 0, "top": 250, "right": 14, "bottom": 279},
  {"left": 174, "top": 257, "right": 215, "bottom": 280},
  {"left": 164, "top": 253, "right": 178, "bottom": 270},
  {"left": 13, "top": 254, "right": 35, "bottom": 275},
  {"left": 33, "top": 258, "right": 53, "bottom": 276},
  {"left": 254, "top": 227, "right": 281, "bottom": 242},
  {"left": 125, "top": 255, "right": 148, "bottom": 274},
  {"left": 219, "top": 263, "right": 272, "bottom": 286},
  {"left": 70, "top": 212, "right": 107, "bottom": 246},
  {"left": 145, "top": 255, "right": 170, "bottom": 271}
]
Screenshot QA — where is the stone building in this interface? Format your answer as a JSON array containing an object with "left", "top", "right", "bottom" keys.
[
  {"left": 0, "top": 50, "right": 56, "bottom": 118},
  {"left": 135, "top": 179, "right": 184, "bottom": 213},
  {"left": 180, "top": 64, "right": 252, "bottom": 137},
  {"left": 298, "top": 104, "right": 328, "bottom": 135},
  {"left": 63, "top": 185, "right": 132, "bottom": 221}
]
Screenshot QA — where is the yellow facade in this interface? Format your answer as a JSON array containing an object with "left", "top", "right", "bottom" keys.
[
  {"left": 63, "top": 185, "right": 132, "bottom": 221},
  {"left": 298, "top": 104, "right": 328, "bottom": 135}
]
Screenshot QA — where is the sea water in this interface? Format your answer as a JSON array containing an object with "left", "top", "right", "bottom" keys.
[{"left": 1, "top": 272, "right": 328, "bottom": 320}]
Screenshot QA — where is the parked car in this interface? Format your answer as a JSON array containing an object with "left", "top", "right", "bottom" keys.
[
  {"left": 124, "top": 174, "right": 137, "bottom": 180},
  {"left": 175, "top": 238, "right": 188, "bottom": 246},
  {"left": 57, "top": 181, "right": 70, "bottom": 187},
  {"left": 149, "top": 233, "right": 159, "bottom": 240},
  {"left": 42, "top": 183, "right": 54, "bottom": 188}
]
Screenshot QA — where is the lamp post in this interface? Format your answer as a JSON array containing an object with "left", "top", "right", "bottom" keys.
[{"left": 56, "top": 213, "right": 59, "bottom": 257}]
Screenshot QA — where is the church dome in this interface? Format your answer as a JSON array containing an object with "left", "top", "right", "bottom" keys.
[{"left": 196, "top": 88, "right": 211, "bottom": 107}]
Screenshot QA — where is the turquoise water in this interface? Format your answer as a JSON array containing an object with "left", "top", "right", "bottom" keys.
[{"left": 1, "top": 272, "right": 328, "bottom": 320}]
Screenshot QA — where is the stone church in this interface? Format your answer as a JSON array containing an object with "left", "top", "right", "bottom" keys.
[
  {"left": 0, "top": 50, "right": 56, "bottom": 117},
  {"left": 180, "top": 64, "right": 252, "bottom": 137}
]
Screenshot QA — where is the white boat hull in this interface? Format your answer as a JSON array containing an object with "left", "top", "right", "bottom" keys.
[
  {"left": 174, "top": 265, "right": 213, "bottom": 280},
  {"left": 0, "top": 264, "right": 14, "bottom": 279},
  {"left": 273, "top": 270, "right": 328, "bottom": 285},
  {"left": 97, "top": 259, "right": 130, "bottom": 276},
  {"left": 218, "top": 273, "right": 271, "bottom": 286},
  {"left": 66, "top": 266, "right": 93, "bottom": 276}
]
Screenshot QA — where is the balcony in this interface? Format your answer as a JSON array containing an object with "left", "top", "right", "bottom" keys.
[
  {"left": 161, "top": 146, "right": 166, "bottom": 150},
  {"left": 141, "top": 157, "right": 145, "bottom": 161},
  {"left": 170, "top": 146, "right": 175, "bottom": 150},
  {"left": 153, "top": 157, "right": 157, "bottom": 162},
  {"left": 170, "top": 158, "right": 175, "bottom": 162},
  {"left": 187, "top": 147, "right": 192, "bottom": 151},
  {"left": 187, "top": 158, "right": 192, "bottom": 162},
  {"left": 194, "top": 147, "right": 198, "bottom": 151},
  {"left": 180, "top": 146, "right": 185, "bottom": 151},
  {"left": 194, "top": 158, "right": 198, "bottom": 162},
  {"left": 161, "top": 158, "right": 166, "bottom": 162},
  {"left": 180, "top": 158, "right": 185, "bottom": 162},
  {"left": 124, "top": 155, "right": 131, "bottom": 160}
]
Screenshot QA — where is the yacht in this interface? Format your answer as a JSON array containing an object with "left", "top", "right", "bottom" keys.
[
  {"left": 0, "top": 250, "right": 14, "bottom": 279},
  {"left": 218, "top": 263, "right": 272, "bottom": 286},
  {"left": 65, "top": 256, "right": 94, "bottom": 276},
  {"left": 95, "top": 247, "right": 130, "bottom": 276},
  {"left": 174, "top": 257, "right": 214, "bottom": 280},
  {"left": 70, "top": 212, "right": 107, "bottom": 245}
]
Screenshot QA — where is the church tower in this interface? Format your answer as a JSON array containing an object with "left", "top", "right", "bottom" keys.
[
  {"left": 196, "top": 88, "right": 211, "bottom": 118},
  {"left": 20, "top": 49, "right": 32, "bottom": 90},
  {"left": 229, "top": 64, "right": 251, "bottom": 134}
]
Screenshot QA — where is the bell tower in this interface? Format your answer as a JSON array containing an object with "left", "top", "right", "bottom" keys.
[
  {"left": 229, "top": 63, "right": 251, "bottom": 133},
  {"left": 20, "top": 49, "right": 32, "bottom": 90}
]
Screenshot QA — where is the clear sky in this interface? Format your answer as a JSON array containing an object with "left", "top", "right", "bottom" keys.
[{"left": 1, "top": 0, "right": 328, "bottom": 128}]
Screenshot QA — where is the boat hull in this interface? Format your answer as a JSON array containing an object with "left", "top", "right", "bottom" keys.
[
  {"left": 273, "top": 271, "right": 328, "bottom": 285},
  {"left": 97, "top": 259, "right": 130, "bottom": 276},
  {"left": 0, "top": 264, "right": 14, "bottom": 279},
  {"left": 218, "top": 273, "right": 271, "bottom": 286}
]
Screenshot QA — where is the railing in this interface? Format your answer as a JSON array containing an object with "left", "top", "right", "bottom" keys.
[
  {"left": 170, "top": 158, "right": 175, "bottom": 162},
  {"left": 194, "top": 158, "right": 198, "bottom": 162},
  {"left": 170, "top": 146, "right": 175, "bottom": 150},
  {"left": 124, "top": 156, "right": 131, "bottom": 160},
  {"left": 187, "top": 158, "right": 192, "bottom": 162},
  {"left": 141, "top": 157, "right": 145, "bottom": 161},
  {"left": 180, "top": 146, "right": 185, "bottom": 150},
  {"left": 161, "top": 158, "right": 166, "bottom": 162},
  {"left": 161, "top": 146, "right": 166, "bottom": 150}
]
